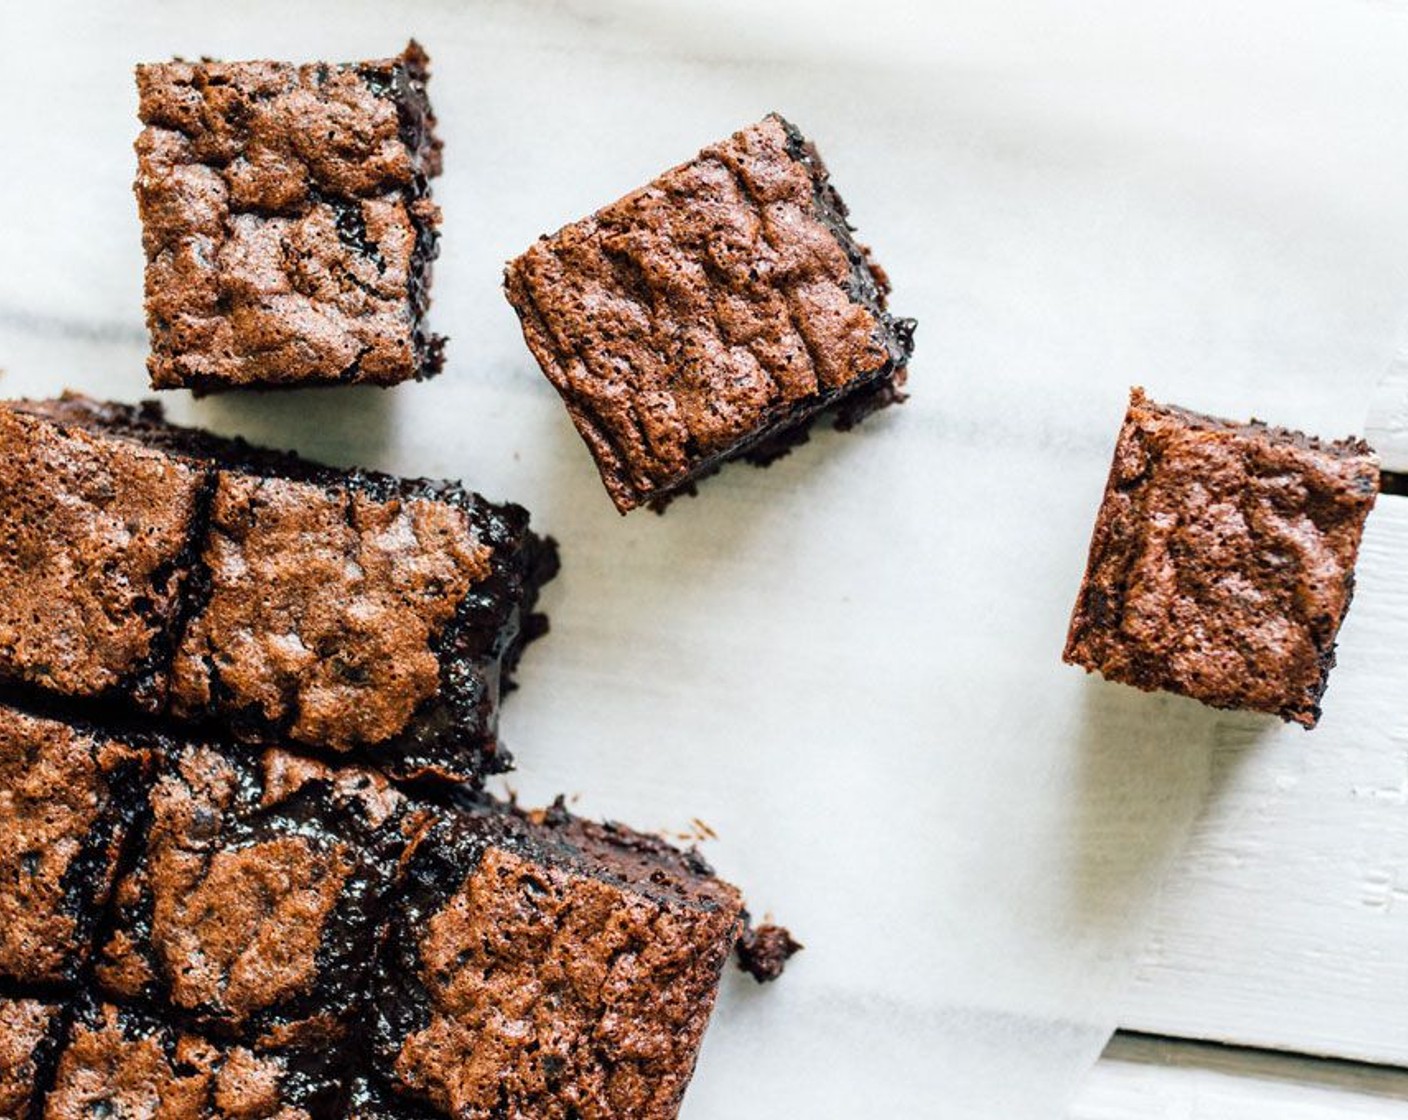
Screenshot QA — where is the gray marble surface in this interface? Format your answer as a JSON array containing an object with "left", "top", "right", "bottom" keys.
[{"left": 3, "top": 1, "right": 1408, "bottom": 1115}]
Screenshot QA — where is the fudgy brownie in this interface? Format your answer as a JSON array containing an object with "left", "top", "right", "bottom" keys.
[
  {"left": 0, "top": 404, "right": 208, "bottom": 711},
  {"left": 98, "top": 746, "right": 432, "bottom": 1049},
  {"left": 135, "top": 42, "right": 444, "bottom": 392},
  {"left": 0, "top": 703, "right": 150, "bottom": 986},
  {"left": 1063, "top": 388, "right": 1379, "bottom": 726},
  {"left": 0, "top": 999, "right": 66, "bottom": 1120},
  {"left": 504, "top": 113, "right": 916, "bottom": 513},
  {"left": 371, "top": 797, "right": 757, "bottom": 1120},
  {"left": 44, "top": 999, "right": 347, "bottom": 1120},
  {"left": 0, "top": 396, "right": 558, "bottom": 782}
]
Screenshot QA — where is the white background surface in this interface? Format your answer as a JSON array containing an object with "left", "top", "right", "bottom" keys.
[{"left": 3, "top": 2, "right": 1408, "bottom": 1115}]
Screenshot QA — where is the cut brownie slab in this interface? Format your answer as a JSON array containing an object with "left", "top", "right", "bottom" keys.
[
  {"left": 136, "top": 42, "right": 443, "bottom": 392},
  {"left": 0, "top": 403, "right": 209, "bottom": 710},
  {"left": 45, "top": 999, "right": 347, "bottom": 1120},
  {"left": 0, "top": 703, "right": 150, "bottom": 986},
  {"left": 371, "top": 798, "right": 755, "bottom": 1120},
  {"left": 1063, "top": 388, "right": 1379, "bottom": 727},
  {"left": 505, "top": 113, "right": 915, "bottom": 513},
  {"left": 97, "top": 745, "right": 430, "bottom": 1049},
  {"left": 0, "top": 998, "right": 66, "bottom": 1120},
  {"left": 0, "top": 396, "right": 557, "bottom": 782}
]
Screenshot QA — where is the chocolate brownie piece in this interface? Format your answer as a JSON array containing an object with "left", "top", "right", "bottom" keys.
[
  {"left": 0, "top": 999, "right": 65, "bottom": 1120},
  {"left": 504, "top": 113, "right": 916, "bottom": 513},
  {"left": 1063, "top": 388, "right": 1379, "bottom": 726},
  {"left": 136, "top": 41, "right": 443, "bottom": 392},
  {"left": 0, "top": 396, "right": 558, "bottom": 782},
  {"left": 370, "top": 797, "right": 759, "bottom": 1120},
  {"left": 44, "top": 999, "right": 347, "bottom": 1120},
  {"left": 98, "top": 746, "right": 432, "bottom": 1049},
  {"left": 0, "top": 703, "right": 150, "bottom": 986},
  {"left": 0, "top": 402, "right": 209, "bottom": 710}
]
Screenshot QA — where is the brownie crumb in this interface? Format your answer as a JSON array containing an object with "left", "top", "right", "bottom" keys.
[{"left": 736, "top": 924, "right": 803, "bottom": 983}]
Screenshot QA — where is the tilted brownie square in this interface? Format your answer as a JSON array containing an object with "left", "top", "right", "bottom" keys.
[
  {"left": 0, "top": 396, "right": 558, "bottom": 783},
  {"left": 1063, "top": 388, "right": 1379, "bottom": 726},
  {"left": 135, "top": 42, "right": 443, "bottom": 391},
  {"left": 0, "top": 998, "right": 66, "bottom": 1120},
  {"left": 370, "top": 798, "right": 753, "bottom": 1120},
  {"left": 98, "top": 745, "right": 431, "bottom": 1049},
  {"left": 0, "top": 402, "right": 209, "bottom": 710},
  {"left": 44, "top": 999, "right": 347, "bottom": 1120},
  {"left": 0, "top": 703, "right": 150, "bottom": 986},
  {"left": 505, "top": 113, "right": 915, "bottom": 513}
]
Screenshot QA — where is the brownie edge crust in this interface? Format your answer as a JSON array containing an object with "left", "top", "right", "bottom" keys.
[
  {"left": 505, "top": 112, "right": 915, "bottom": 513},
  {"left": 1063, "top": 387, "right": 1379, "bottom": 727}
]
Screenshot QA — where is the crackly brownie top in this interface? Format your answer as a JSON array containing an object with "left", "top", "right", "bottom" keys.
[
  {"left": 136, "top": 41, "right": 442, "bottom": 389},
  {"left": 0, "top": 706, "right": 147, "bottom": 985},
  {"left": 505, "top": 113, "right": 907, "bottom": 511},
  {"left": 168, "top": 471, "right": 491, "bottom": 752},
  {"left": 1064, "top": 388, "right": 1379, "bottom": 726},
  {"left": 376, "top": 806, "right": 745, "bottom": 1120},
  {"left": 45, "top": 1002, "right": 342, "bottom": 1120},
  {"left": 0, "top": 403, "right": 206, "bottom": 705},
  {"left": 0, "top": 999, "right": 62, "bottom": 1120},
  {"left": 99, "top": 746, "right": 428, "bottom": 1046}
]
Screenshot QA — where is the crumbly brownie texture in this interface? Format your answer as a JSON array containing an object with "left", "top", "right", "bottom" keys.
[
  {"left": 0, "top": 396, "right": 558, "bottom": 782},
  {"left": 136, "top": 42, "right": 444, "bottom": 392},
  {"left": 1063, "top": 388, "right": 1380, "bottom": 727},
  {"left": 371, "top": 799, "right": 750, "bottom": 1120},
  {"left": 98, "top": 747, "right": 431, "bottom": 1048},
  {"left": 44, "top": 1000, "right": 347, "bottom": 1120},
  {"left": 0, "top": 405, "right": 208, "bottom": 709},
  {"left": 505, "top": 112, "right": 916, "bottom": 513},
  {"left": 0, "top": 706, "right": 149, "bottom": 986},
  {"left": 0, "top": 999, "right": 65, "bottom": 1120}
]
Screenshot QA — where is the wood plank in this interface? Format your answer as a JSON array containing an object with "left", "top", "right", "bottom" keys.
[
  {"left": 1120, "top": 496, "right": 1408, "bottom": 1063},
  {"left": 1070, "top": 1034, "right": 1408, "bottom": 1119}
]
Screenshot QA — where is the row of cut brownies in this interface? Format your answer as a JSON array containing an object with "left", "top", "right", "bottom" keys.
[{"left": 0, "top": 398, "right": 793, "bottom": 1120}]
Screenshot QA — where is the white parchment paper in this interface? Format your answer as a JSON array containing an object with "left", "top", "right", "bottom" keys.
[{"left": 3, "top": 1, "right": 1408, "bottom": 1114}]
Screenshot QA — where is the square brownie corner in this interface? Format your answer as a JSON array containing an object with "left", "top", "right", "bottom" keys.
[
  {"left": 504, "top": 112, "right": 915, "bottom": 513},
  {"left": 1063, "top": 387, "right": 1379, "bottom": 726}
]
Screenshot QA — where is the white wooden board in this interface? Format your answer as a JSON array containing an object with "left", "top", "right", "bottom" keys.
[
  {"left": 1123, "top": 497, "right": 1408, "bottom": 1064},
  {"left": 1071, "top": 1035, "right": 1408, "bottom": 1119}
]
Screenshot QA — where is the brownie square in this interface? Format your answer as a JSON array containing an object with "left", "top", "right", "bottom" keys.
[
  {"left": 0, "top": 703, "right": 150, "bottom": 986},
  {"left": 504, "top": 113, "right": 915, "bottom": 513},
  {"left": 45, "top": 999, "right": 347, "bottom": 1120},
  {"left": 0, "top": 396, "right": 558, "bottom": 784},
  {"left": 0, "top": 402, "right": 209, "bottom": 709},
  {"left": 371, "top": 799, "right": 749, "bottom": 1120},
  {"left": 0, "top": 999, "right": 66, "bottom": 1120},
  {"left": 1063, "top": 388, "right": 1379, "bottom": 726},
  {"left": 97, "top": 746, "right": 431, "bottom": 1049},
  {"left": 135, "top": 41, "right": 443, "bottom": 392}
]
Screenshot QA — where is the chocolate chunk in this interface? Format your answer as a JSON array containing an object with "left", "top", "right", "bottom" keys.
[
  {"left": 135, "top": 42, "right": 444, "bottom": 392},
  {"left": 1064, "top": 388, "right": 1379, "bottom": 726},
  {"left": 505, "top": 113, "right": 915, "bottom": 513}
]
